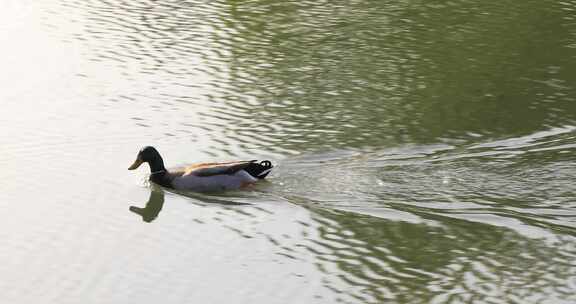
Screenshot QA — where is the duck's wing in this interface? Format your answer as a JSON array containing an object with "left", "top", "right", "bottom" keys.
[{"left": 183, "top": 161, "right": 255, "bottom": 177}]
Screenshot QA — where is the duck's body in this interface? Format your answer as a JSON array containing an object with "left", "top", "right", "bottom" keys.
[{"left": 129, "top": 146, "right": 273, "bottom": 192}]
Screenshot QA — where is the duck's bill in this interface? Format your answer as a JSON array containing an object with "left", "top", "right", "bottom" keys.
[{"left": 128, "top": 158, "right": 143, "bottom": 170}]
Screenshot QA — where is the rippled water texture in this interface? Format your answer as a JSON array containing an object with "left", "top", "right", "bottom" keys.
[{"left": 1, "top": 0, "right": 576, "bottom": 303}]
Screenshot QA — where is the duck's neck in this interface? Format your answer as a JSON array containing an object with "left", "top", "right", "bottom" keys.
[
  {"left": 147, "top": 157, "right": 173, "bottom": 188},
  {"left": 147, "top": 156, "right": 166, "bottom": 174}
]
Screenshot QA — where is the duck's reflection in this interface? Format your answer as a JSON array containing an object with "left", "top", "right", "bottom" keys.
[
  {"left": 130, "top": 188, "right": 165, "bottom": 222},
  {"left": 130, "top": 187, "right": 253, "bottom": 223}
]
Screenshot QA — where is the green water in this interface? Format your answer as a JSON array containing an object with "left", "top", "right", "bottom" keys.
[{"left": 1, "top": 0, "right": 576, "bottom": 303}]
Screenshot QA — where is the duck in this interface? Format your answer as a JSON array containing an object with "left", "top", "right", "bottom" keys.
[{"left": 128, "top": 146, "right": 273, "bottom": 192}]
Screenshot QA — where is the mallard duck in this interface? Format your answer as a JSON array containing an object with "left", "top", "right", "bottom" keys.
[{"left": 128, "top": 146, "right": 273, "bottom": 192}]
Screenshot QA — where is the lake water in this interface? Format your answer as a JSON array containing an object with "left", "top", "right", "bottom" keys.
[{"left": 1, "top": 0, "right": 576, "bottom": 303}]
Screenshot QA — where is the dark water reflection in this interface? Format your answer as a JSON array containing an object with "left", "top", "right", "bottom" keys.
[
  {"left": 304, "top": 207, "right": 576, "bottom": 303},
  {"left": 54, "top": 0, "right": 576, "bottom": 153},
  {"left": 221, "top": 0, "right": 576, "bottom": 149},
  {"left": 129, "top": 187, "right": 253, "bottom": 222},
  {"left": 265, "top": 127, "right": 576, "bottom": 302},
  {"left": 2, "top": 0, "right": 576, "bottom": 303},
  {"left": 130, "top": 188, "right": 165, "bottom": 222}
]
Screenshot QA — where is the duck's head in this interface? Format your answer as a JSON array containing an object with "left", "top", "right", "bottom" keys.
[{"left": 128, "top": 146, "right": 163, "bottom": 170}]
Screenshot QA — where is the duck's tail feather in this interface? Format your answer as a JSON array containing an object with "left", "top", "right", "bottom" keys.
[{"left": 244, "top": 160, "right": 273, "bottom": 179}]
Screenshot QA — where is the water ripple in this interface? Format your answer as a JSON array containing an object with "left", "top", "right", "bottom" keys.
[
  {"left": 272, "top": 126, "right": 576, "bottom": 242},
  {"left": 2, "top": 0, "right": 576, "bottom": 303}
]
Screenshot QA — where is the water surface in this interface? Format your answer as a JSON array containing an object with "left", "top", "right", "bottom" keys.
[{"left": 1, "top": 0, "right": 576, "bottom": 303}]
